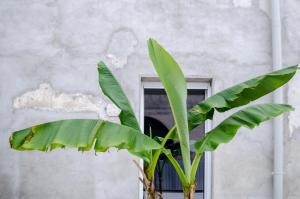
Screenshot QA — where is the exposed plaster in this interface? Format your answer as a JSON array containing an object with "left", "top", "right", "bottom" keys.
[
  {"left": 104, "top": 29, "right": 138, "bottom": 69},
  {"left": 13, "top": 83, "right": 120, "bottom": 118},
  {"left": 105, "top": 103, "right": 120, "bottom": 117}
]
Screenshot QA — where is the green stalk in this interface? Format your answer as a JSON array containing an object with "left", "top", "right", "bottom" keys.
[
  {"left": 172, "top": 124, "right": 191, "bottom": 182},
  {"left": 190, "top": 153, "right": 203, "bottom": 183},
  {"left": 148, "top": 38, "right": 191, "bottom": 182},
  {"left": 147, "top": 127, "right": 175, "bottom": 178},
  {"left": 163, "top": 149, "right": 189, "bottom": 187}
]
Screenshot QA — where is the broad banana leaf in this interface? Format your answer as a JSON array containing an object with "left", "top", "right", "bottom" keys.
[
  {"left": 10, "top": 119, "right": 161, "bottom": 162},
  {"left": 148, "top": 38, "right": 191, "bottom": 179},
  {"left": 188, "top": 65, "right": 298, "bottom": 130},
  {"left": 194, "top": 104, "right": 293, "bottom": 153},
  {"left": 98, "top": 62, "right": 153, "bottom": 161},
  {"left": 98, "top": 62, "right": 140, "bottom": 131},
  {"left": 168, "top": 65, "right": 298, "bottom": 140}
]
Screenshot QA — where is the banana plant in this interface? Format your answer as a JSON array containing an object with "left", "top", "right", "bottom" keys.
[{"left": 9, "top": 38, "right": 298, "bottom": 199}]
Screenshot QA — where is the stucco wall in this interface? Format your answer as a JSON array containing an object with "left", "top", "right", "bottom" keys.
[
  {"left": 283, "top": 0, "right": 300, "bottom": 199},
  {"left": 0, "top": 0, "right": 299, "bottom": 199}
]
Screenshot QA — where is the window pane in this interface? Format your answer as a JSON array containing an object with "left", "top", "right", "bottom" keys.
[{"left": 144, "top": 88, "right": 205, "bottom": 195}]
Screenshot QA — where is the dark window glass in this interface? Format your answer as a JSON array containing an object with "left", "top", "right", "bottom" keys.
[{"left": 144, "top": 88, "right": 205, "bottom": 194}]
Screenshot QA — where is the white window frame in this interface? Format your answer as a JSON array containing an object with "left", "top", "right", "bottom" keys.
[{"left": 139, "top": 77, "right": 212, "bottom": 199}]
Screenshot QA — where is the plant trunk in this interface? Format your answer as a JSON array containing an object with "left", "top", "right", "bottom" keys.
[
  {"left": 183, "top": 185, "right": 196, "bottom": 199},
  {"left": 148, "top": 192, "right": 156, "bottom": 199},
  {"left": 147, "top": 180, "right": 159, "bottom": 199},
  {"left": 133, "top": 161, "right": 161, "bottom": 199}
]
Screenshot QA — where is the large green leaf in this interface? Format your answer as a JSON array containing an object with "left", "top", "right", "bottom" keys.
[
  {"left": 194, "top": 104, "right": 293, "bottom": 153},
  {"left": 167, "top": 65, "right": 298, "bottom": 140},
  {"left": 188, "top": 65, "right": 298, "bottom": 130},
  {"left": 148, "top": 38, "right": 191, "bottom": 179},
  {"left": 98, "top": 62, "right": 140, "bottom": 131},
  {"left": 10, "top": 119, "right": 161, "bottom": 162},
  {"left": 98, "top": 62, "right": 152, "bottom": 161}
]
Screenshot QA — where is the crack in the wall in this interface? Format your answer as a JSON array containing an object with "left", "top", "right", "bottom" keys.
[
  {"left": 104, "top": 28, "right": 138, "bottom": 69},
  {"left": 13, "top": 83, "right": 120, "bottom": 118}
]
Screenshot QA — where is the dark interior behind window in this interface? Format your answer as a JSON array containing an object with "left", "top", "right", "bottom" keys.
[{"left": 144, "top": 88, "right": 205, "bottom": 193}]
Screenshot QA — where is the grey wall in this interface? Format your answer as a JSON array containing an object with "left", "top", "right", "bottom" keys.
[{"left": 0, "top": 0, "right": 299, "bottom": 199}]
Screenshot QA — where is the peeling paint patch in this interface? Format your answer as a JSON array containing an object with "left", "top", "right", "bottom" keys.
[
  {"left": 104, "top": 29, "right": 138, "bottom": 69},
  {"left": 105, "top": 104, "right": 120, "bottom": 117},
  {"left": 288, "top": 73, "right": 300, "bottom": 136},
  {"left": 13, "top": 83, "right": 120, "bottom": 118}
]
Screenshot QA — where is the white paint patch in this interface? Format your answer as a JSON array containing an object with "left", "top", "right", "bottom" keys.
[
  {"left": 105, "top": 29, "right": 138, "bottom": 69},
  {"left": 106, "top": 103, "right": 120, "bottom": 117},
  {"left": 288, "top": 72, "right": 300, "bottom": 136},
  {"left": 233, "top": 0, "right": 252, "bottom": 8},
  {"left": 14, "top": 83, "right": 120, "bottom": 118},
  {"left": 106, "top": 54, "right": 124, "bottom": 69}
]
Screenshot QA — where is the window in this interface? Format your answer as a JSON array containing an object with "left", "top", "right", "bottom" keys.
[{"left": 140, "top": 80, "right": 211, "bottom": 199}]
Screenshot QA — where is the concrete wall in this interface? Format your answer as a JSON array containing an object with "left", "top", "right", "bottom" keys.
[
  {"left": 283, "top": 0, "right": 300, "bottom": 199},
  {"left": 0, "top": 0, "right": 299, "bottom": 199}
]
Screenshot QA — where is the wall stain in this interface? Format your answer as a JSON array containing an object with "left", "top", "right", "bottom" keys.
[
  {"left": 13, "top": 83, "right": 120, "bottom": 118},
  {"left": 104, "top": 28, "right": 138, "bottom": 69}
]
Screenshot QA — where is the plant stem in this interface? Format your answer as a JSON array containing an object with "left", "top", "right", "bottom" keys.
[
  {"left": 147, "top": 127, "right": 175, "bottom": 178},
  {"left": 163, "top": 149, "right": 188, "bottom": 187},
  {"left": 147, "top": 181, "right": 156, "bottom": 199},
  {"left": 183, "top": 184, "right": 196, "bottom": 199},
  {"left": 190, "top": 153, "right": 202, "bottom": 183},
  {"left": 133, "top": 160, "right": 161, "bottom": 199}
]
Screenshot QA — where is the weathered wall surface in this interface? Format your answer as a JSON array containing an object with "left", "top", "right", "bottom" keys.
[
  {"left": 283, "top": 0, "right": 300, "bottom": 199},
  {"left": 0, "top": 0, "right": 299, "bottom": 199}
]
